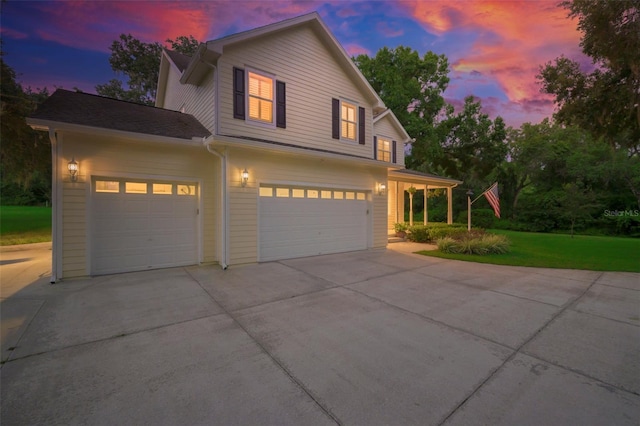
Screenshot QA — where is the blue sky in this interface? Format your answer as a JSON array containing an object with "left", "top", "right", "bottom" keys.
[{"left": 1, "top": 0, "right": 590, "bottom": 128}]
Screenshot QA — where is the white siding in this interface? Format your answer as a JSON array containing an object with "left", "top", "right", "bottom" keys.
[
  {"left": 226, "top": 147, "right": 387, "bottom": 265},
  {"left": 58, "top": 132, "right": 219, "bottom": 278},
  {"left": 374, "top": 114, "right": 406, "bottom": 167},
  {"left": 217, "top": 25, "right": 374, "bottom": 159},
  {"left": 162, "top": 64, "right": 216, "bottom": 133}
]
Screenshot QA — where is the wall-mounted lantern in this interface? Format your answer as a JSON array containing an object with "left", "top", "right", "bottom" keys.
[
  {"left": 377, "top": 182, "right": 387, "bottom": 196},
  {"left": 68, "top": 157, "right": 78, "bottom": 182},
  {"left": 241, "top": 168, "right": 249, "bottom": 187}
]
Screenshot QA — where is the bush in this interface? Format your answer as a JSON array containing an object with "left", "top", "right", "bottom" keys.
[
  {"left": 406, "top": 223, "right": 471, "bottom": 243},
  {"left": 437, "top": 233, "right": 511, "bottom": 255}
]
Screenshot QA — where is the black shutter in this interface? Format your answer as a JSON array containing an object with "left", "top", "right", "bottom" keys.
[
  {"left": 358, "top": 107, "right": 366, "bottom": 145},
  {"left": 332, "top": 98, "right": 340, "bottom": 139},
  {"left": 233, "top": 67, "right": 245, "bottom": 120},
  {"left": 392, "top": 140, "right": 397, "bottom": 163},
  {"left": 373, "top": 136, "right": 378, "bottom": 160},
  {"left": 276, "top": 80, "right": 286, "bottom": 128}
]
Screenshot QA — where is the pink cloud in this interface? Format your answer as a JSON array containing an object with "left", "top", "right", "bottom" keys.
[
  {"left": 376, "top": 22, "right": 404, "bottom": 38},
  {"left": 401, "top": 0, "right": 587, "bottom": 105},
  {"left": 1, "top": 27, "right": 28, "bottom": 39},
  {"left": 344, "top": 43, "right": 370, "bottom": 57}
]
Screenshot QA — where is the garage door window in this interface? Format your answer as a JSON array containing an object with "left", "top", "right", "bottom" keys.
[
  {"left": 259, "top": 186, "right": 367, "bottom": 201},
  {"left": 95, "top": 180, "right": 120, "bottom": 193},
  {"left": 126, "top": 182, "right": 147, "bottom": 194},
  {"left": 153, "top": 183, "right": 173, "bottom": 195},
  {"left": 177, "top": 184, "right": 196, "bottom": 196}
]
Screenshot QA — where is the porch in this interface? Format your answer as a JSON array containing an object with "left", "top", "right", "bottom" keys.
[{"left": 387, "top": 169, "right": 462, "bottom": 234}]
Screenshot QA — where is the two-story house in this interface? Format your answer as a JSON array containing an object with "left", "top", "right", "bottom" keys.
[{"left": 28, "top": 12, "right": 460, "bottom": 281}]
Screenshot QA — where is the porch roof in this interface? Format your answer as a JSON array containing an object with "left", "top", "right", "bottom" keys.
[{"left": 389, "top": 169, "right": 462, "bottom": 188}]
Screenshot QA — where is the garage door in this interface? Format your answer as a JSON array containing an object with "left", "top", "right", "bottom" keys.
[
  {"left": 91, "top": 178, "right": 198, "bottom": 275},
  {"left": 259, "top": 185, "right": 368, "bottom": 261}
]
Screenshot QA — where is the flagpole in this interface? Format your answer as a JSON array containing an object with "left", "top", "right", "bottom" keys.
[{"left": 467, "top": 183, "right": 500, "bottom": 231}]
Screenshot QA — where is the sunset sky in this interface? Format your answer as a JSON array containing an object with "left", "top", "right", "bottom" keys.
[{"left": 2, "top": 0, "right": 590, "bottom": 128}]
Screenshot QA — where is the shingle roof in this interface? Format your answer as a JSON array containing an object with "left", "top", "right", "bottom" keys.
[
  {"left": 165, "top": 49, "right": 192, "bottom": 72},
  {"left": 29, "top": 89, "right": 211, "bottom": 140}
]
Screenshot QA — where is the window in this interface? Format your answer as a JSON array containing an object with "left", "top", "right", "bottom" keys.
[
  {"left": 276, "top": 187, "right": 289, "bottom": 197},
  {"left": 377, "top": 138, "right": 391, "bottom": 162},
  {"left": 332, "top": 98, "right": 365, "bottom": 144},
  {"left": 259, "top": 187, "right": 274, "bottom": 197},
  {"left": 177, "top": 184, "right": 196, "bottom": 196},
  {"left": 95, "top": 180, "right": 119, "bottom": 193},
  {"left": 153, "top": 183, "right": 173, "bottom": 195},
  {"left": 125, "top": 182, "right": 147, "bottom": 194},
  {"left": 248, "top": 71, "right": 274, "bottom": 124},
  {"left": 292, "top": 189, "right": 305, "bottom": 198},
  {"left": 341, "top": 101, "right": 357, "bottom": 141}
]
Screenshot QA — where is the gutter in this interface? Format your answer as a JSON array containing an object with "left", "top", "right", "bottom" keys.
[
  {"left": 48, "top": 129, "right": 60, "bottom": 283},
  {"left": 203, "top": 136, "right": 228, "bottom": 270}
]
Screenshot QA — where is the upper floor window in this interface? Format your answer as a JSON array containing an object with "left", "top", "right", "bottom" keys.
[
  {"left": 332, "top": 98, "right": 365, "bottom": 145},
  {"left": 377, "top": 138, "right": 391, "bottom": 162},
  {"left": 248, "top": 71, "right": 274, "bottom": 124},
  {"left": 233, "top": 67, "right": 286, "bottom": 128},
  {"left": 341, "top": 101, "right": 357, "bottom": 141}
]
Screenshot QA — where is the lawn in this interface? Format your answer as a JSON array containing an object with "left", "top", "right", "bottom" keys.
[
  {"left": 417, "top": 229, "right": 640, "bottom": 272},
  {"left": 1, "top": 206, "right": 52, "bottom": 245}
]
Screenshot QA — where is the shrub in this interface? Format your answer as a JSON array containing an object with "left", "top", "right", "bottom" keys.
[
  {"left": 436, "top": 233, "right": 511, "bottom": 255},
  {"left": 393, "top": 222, "right": 409, "bottom": 233},
  {"left": 406, "top": 223, "right": 471, "bottom": 243}
]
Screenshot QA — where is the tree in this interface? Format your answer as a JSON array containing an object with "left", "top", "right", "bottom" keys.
[
  {"left": 96, "top": 34, "right": 199, "bottom": 105},
  {"left": 427, "top": 96, "right": 507, "bottom": 206},
  {"left": 1, "top": 52, "right": 51, "bottom": 204},
  {"left": 537, "top": 0, "right": 640, "bottom": 207},
  {"left": 354, "top": 46, "right": 450, "bottom": 164}
]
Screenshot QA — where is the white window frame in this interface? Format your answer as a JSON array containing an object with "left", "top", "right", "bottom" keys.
[
  {"left": 340, "top": 100, "right": 358, "bottom": 142},
  {"left": 377, "top": 137, "right": 392, "bottom": 163},
  {"left": 246, "top": 68, "right": 276, "bottom": 127}
]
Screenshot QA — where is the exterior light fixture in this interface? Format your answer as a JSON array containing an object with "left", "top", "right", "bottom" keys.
[
  {"left": 378, "top": 182, "right": 387, "bottom": 196},
  {"left": 68, "top": 157, "right": 78, "bottom": 182},
  {"left": 241, "top": 169, "right": 249, "bottom": 187}
]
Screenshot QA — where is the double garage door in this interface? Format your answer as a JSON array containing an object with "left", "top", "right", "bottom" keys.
[
  {"left": 91, "top": 178, "right": 198, "bottom": 275},
  {"left": 259, "top": 185, "right": 369, "bottom": 262}
]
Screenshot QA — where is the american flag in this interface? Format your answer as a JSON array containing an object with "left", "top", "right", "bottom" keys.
[{"left": 483, "top": 182, "right": 500, "bottom": 218}]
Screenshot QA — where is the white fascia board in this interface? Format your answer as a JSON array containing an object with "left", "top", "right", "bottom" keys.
[
  {"left": 389, "top": 169, "right": 462, "bottom": 187},
  {"left": 26, "top": 118, "right": 205, "bottom": 147}
]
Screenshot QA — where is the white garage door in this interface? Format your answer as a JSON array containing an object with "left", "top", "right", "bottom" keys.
[
  {"left": 91, "top": 178, "right": 198, "bottom": 275},
  {"left": 259, "top": 185, "right": 368, "bottom": 262}
]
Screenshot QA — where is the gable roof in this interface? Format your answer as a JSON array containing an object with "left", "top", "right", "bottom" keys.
[
  {"left": 373, "top": 109, "right": 411, "bottom": 143},
  {"left": 164, "top": 49, "right": 192, "bottom": 72},
  {"left": 179, "top": 12, "right": 386, "bottom": 112},
  {"left": 28, "top": 89, "right": 211, "bottom": 141}
]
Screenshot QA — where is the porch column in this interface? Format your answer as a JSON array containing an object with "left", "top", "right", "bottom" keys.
[
  {"left": 447, "top": 186, "right": 453, "bottom": 224},
  {"left": 424, "top": 185, "right": 428, "bottom": 225}
]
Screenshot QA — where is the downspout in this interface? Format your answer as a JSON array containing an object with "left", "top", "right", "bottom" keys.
[
  {"left": 48, "top": 129, "right": 60, "bottom": 283},
  {"left": 204, "top": 138, "right": 228, "bottom": 270}
]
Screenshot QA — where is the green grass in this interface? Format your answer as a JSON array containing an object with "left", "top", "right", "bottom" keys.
[
  {"left": 418, "top": 229, "right": 640, "bottom": 272},
  {"left": 0, "top": 206, "right": 52, "bottom": 245}
]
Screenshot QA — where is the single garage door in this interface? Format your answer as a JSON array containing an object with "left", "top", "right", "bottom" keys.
[
  {"left": 259, "top": 185, "right": 368, "bottom": 261},
  {"left": 91, "top": 178, "right": 198, "bottom": 275}
]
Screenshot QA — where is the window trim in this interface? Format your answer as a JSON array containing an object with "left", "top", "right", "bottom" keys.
[
  {"left": 246, "top": 68, "right": 276, "bottom": 127},
  {"left": 376, "top": 136, "right": 392, "bottom": 163},
  {"left": 340, "top": 100, "right": 358, "bottom": 142}
]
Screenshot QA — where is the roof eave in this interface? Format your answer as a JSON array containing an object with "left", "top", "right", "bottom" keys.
[{"left": 27, "top": 118, "right": 207, "bottom": 147}]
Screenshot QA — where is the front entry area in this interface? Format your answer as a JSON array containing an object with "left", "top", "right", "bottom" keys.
[
  {"left": 91, "top": 177, "right": 199, "bottom": 275},
  {"left": 258, "top": 185, "right": 369, "bottom": 261}
]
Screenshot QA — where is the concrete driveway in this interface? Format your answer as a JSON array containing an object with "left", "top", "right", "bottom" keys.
[{"left": 1, "top": 243, "right": 639, "bottom": 425}]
